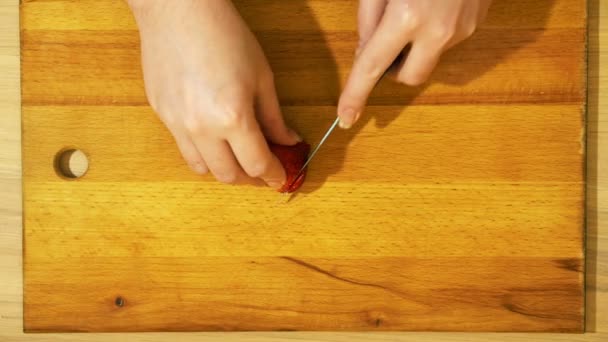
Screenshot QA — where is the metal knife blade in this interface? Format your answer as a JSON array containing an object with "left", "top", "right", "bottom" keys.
[{"left": 285, "top": 116, "right": 340, "bottom": 192}]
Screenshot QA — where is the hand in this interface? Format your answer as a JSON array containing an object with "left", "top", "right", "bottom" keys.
[
  {"left": 128, "top": 0, "right": 301, "bottom": 188},
  {"left": 337, "top": 0, "right": 492, "bottom": 129}
]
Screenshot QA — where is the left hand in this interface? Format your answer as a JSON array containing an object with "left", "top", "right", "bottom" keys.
[
  {"left": 128, "top": 0, "right": 301, "bottom": 189},
  {"left": 337, "top": 0, "right": 492, "bottom": 129}
]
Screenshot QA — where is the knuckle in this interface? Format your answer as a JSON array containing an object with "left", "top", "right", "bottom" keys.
[
  {"left": 357, "top": 60, "right": 386, "bottom": 83},
  {"left": 183, "top": 115, "right": 205, "bottom": 135},
  {"left": 389, "top": 1, "right": 419, "bottom": 30},
  {"left": 218, "top": 106, "right": 245, "bottom": 129},
  {"left": 214, "top": 89, "right": 250, "bottom": 129},
  {"left": 189, "top": 161, "right": 208, "bottom": 175},
  {"left": 215, "top": 170, "right": 239, "bottom": 184},
  {"left": 405, "top": 13, "right": 421, "bottom": 30},
  {"left": 247, "top": 160, "right": 271, "bottom": 178},
  {"left": 432, "top": 24, "right": 456, "bottom": 46}
]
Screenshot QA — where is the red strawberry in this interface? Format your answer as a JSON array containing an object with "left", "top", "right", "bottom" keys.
[{"left": 268, "top": 141, "right": 311, "bottom": 193}]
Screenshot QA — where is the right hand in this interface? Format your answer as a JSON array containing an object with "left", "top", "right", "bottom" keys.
[
  {"left": 337, "top": 0, "right": 491, "bottom": 129},
  {"left": 128, "top": 0, "right": 301, "bottom": 189}
]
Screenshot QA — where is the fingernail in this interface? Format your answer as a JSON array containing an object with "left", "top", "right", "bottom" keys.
[
  {"left": 290, "top": 129, "right": 303, "bottom": 142},
  {"left": 339, "top": 108, "right": 357, "bottom": 129},
  {"left": 339, "top": 119, "right": 352, "bottom": 129}
]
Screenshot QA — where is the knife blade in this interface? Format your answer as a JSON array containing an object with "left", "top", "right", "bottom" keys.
[{"left": 284, "top": 116, "right": 340, "bottom": 192}]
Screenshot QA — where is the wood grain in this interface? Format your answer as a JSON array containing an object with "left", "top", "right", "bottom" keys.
[
  {"left": 17, "top": 0, "right": 588, "bottom": 334},
  {"left": 24, "top": 257, "right": 581, "bottom": 332}
]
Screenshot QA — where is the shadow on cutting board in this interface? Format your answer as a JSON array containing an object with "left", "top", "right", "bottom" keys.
[{"left": 239, "top": 0, "right": 556, "bottom": 195}]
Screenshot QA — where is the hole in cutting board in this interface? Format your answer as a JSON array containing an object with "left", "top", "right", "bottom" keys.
[{"left": 54, "top": 149, "right": 89, "bottom": 179}]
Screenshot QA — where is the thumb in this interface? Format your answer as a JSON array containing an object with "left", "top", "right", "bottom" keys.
[
  {"left": 256, "top": 76, "right": 302, "bottom": 146},
  {"left": 338, "top": 2, "right": 413, "bottom": 129},
  {"left": 337, "top": 0, "right": 388, "bottom": 129}
]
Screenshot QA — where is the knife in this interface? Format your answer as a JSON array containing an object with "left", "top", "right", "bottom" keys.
[
  {"left": 285, "top": 116, "right": 341, "bottom": 192},
  {"left": 285, "top": 54, "right": 404, "bottom": 193}
]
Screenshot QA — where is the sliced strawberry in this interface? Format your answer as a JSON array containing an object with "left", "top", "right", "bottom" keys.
[{"left": 268, "top": 141, "right": 311, "bottom": 193}]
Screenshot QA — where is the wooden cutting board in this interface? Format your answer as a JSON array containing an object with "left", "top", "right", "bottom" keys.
[{"left": 21, "top": 0, "right": 586, "bottom": 332}]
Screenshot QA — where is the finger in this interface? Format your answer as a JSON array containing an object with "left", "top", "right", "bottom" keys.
[
  {"left": 228, "top": 116, "right": 286, "bottom": 190},
  {"left": 447, "top": 2, "right": 482, "bottom": 50},
  {"left": 256, "top": 76, "right": 302, "bottom": 146},
  {"left": 175, "top": 134, "right": 208, "bottom": 175},
  {"left": 358, "top": 0, "right": 388, "bottom": 52},
  {"left": 196, "top": 138, "right": 248, "bottom": 185},
  {"left": 395, "top": 41, "right": 441, "bottom": 86},
  {"left": 166, "top": 126, "right": 208, "bottom": 175},
  {"left": 338, "top": 2, "right": 417, "bottom": 128}
]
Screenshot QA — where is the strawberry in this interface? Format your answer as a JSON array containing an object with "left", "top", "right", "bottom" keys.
[{"left": 268, "top": 141, "right": 311, "bottom": 193}]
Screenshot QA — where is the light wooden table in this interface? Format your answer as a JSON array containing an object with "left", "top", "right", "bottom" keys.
[{"left": 1, "top": 0, "right": 606, "bottom": 340}]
